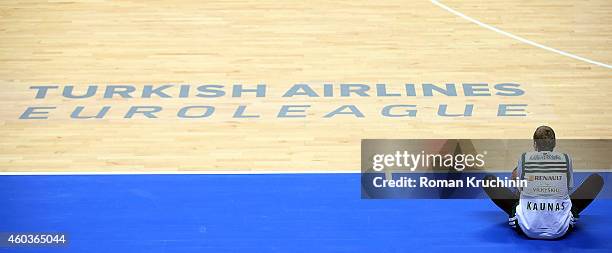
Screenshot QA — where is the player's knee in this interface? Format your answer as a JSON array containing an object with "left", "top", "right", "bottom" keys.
[
  {"left": 483, "top": 174, "right": 496, "bottom": 181},
  {"left": 588, "top": 173, "right": 604, "bottom": 187},
  {"left": 482, "top": 175, "right": 497, "bottom": 193}
]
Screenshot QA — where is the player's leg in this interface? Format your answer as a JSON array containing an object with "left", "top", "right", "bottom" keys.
[
  {"left": 571, "top": 173, "right": 604, "bottom": 215},
  {"left": 482, "top": 175, "right": 519, "bottom": 216}
]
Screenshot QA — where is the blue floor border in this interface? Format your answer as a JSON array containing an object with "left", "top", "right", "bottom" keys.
[{"left": 0, "top": 173, "right": 610, "bottom": 252}]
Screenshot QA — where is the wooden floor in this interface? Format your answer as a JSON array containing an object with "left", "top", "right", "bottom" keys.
[{"left": 0, "top": 0, "right": 610, "bottom": 172}]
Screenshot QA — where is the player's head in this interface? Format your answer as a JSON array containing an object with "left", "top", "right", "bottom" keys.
[{"left": 533, "top": 126, "right": 556, "bottom": 151}]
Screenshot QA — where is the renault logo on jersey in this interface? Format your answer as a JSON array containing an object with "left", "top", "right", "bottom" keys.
[
  {"left": 529, "top": 153, "right": 563, "bottom": 160},
  {"left": 528, "top": 175, "right": 563, "bottom": 181}
]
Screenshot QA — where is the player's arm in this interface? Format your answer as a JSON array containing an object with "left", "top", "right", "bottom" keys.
[
  {"left": 514, "top": 153, "right": 525, "bottom": 192},
  {"left": 511, "top": 166, "right": 521, "bottom": 192},
  {"left": 567, "top": 154, "right": 574, "bottom": 191},
  {"left": 512, "top": 167, "right": 518, "bottom": 180}
]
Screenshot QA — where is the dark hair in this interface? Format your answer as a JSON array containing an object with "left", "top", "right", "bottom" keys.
[{"left": 533, "top": 126, "right": 556, "bottom": 151}]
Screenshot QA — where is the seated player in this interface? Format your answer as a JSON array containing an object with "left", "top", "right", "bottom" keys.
[{"left": 483, "top": 126, "right": 604, "bottom": 239}]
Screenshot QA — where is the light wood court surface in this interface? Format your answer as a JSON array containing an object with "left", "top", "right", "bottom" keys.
[{"left": 0, "top": 0, "right": 610, "bottom": 172}]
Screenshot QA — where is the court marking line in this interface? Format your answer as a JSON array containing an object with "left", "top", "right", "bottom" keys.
[
  {"left": 0, "top": 171, "right": 358, "bottom": 175},
  {"left": 430, "top": 0, "right": 612, "bottom": 69},
  {"left": 0, "top": 169, "right": 609, "bottom": 176}
]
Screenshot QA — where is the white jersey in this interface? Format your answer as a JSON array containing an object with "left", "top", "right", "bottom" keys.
[{"left": 515, "top": 151, "right": 574, "bottom": 239}]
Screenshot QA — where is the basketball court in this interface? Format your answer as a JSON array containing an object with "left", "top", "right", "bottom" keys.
[{"left": 1, "top": 0, "right": 611, "bottom": 252}]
